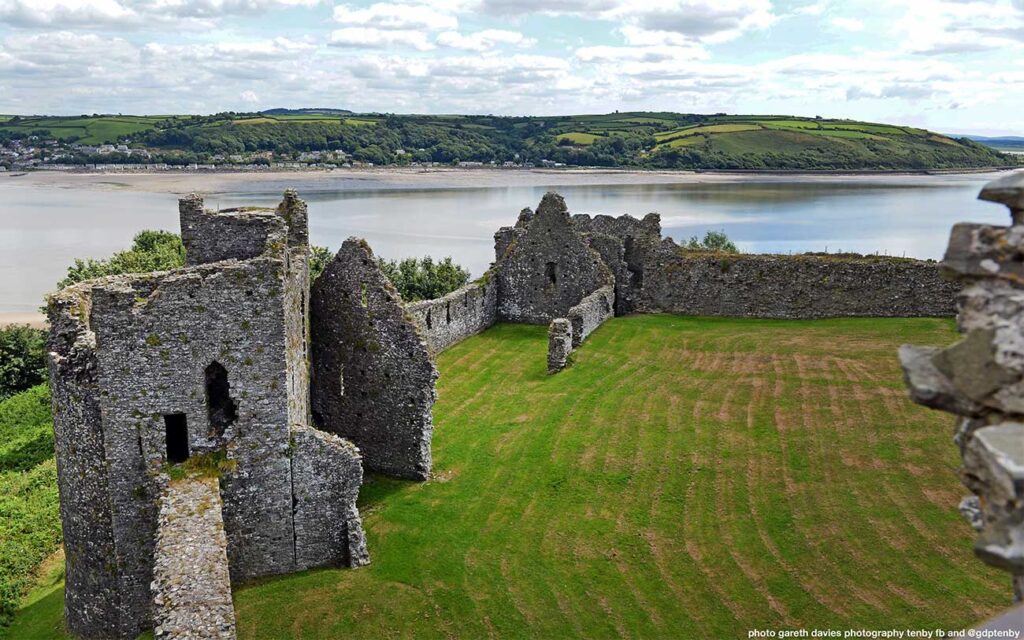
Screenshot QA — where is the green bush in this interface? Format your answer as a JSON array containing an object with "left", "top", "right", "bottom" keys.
[
  {"left": 0, "top": 327, "right": 47, "bottom": 402},
  {"left": 57, "top": 229, "right": 185, "bottom": 289},
  {"left": 310, "top": 245, "right": 332, "bottom": 282},
  {"left": 0, "top": 385, "right": 59, "bottom": 630},
  {"left": 685, "top": 230, "right": 739, "bottom": 253},
  {"left": 377, "top": 256, "right": 470, "bottom": 302}
]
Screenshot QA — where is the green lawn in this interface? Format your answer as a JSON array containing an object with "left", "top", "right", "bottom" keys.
[{"left": 5, "top": 316, "right": 1009, "bottom": 638}]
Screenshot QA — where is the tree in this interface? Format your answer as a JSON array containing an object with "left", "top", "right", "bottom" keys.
[
  {"left": 377, "top": 256, "right": 470, "bottom": 302},
  {"left": 685, "top": 230, "right": 739, "bottom": 253},
  {"left": 57, "top": 230, "right": 185, "bottom": 289},
  {"left": 0, "top": 326, "right": 47, "bottom": 401}
]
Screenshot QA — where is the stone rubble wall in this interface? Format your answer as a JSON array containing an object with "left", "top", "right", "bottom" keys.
[
  {"left": 47, "top": 192, "right": 325, "bottom": 639},
  {"left": 46, "top": 293, "right": 128, "bottom": 639},
  {"left": 901, "top": 170, "right": 1024, "bottom": 606},
  {"left": 572, "top": 213, "right": 662, "bottom": 315},
  {"left": 567, "top": 285, "right": 614, "bottom": 349},
  {"left": 404, "top": 280, "right": 498, "bottom": 354},
  {"left": 547, "top": 319, "right": 572, "bottom": 374},
  {"left": 310, "top": 238, "right": 438, "bottom": 481},
  {"left": 151, "top": 476, "right": 236, "bottom": 640},
  {"left": 496, "top": 192, "right": 614, "bottom": 324},
  {"left": 290, "top": 424, "right": 370, "bottom": 570},
  {"left": 639, "top": 248, "right": 957, "bottom": 318},
  {"left": 179, "top": 194, "right": 287, "bottom": 267}
]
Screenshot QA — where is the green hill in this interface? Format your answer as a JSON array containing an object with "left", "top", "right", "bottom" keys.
[
  {"left": 0, "top": 111, "right": 1015, "bottom": 171},
  {"left": 4, "top": 315, "right": 1007, "bottom": 638}
]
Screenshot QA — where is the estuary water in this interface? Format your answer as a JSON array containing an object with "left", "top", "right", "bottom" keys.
[{"left": 0, "top": 171, "right": 1011, "bottom": 313}]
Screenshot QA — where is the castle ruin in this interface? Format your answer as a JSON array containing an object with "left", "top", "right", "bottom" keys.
[{"left": 48, "top": 187, "right": 966, "bottom": 639}]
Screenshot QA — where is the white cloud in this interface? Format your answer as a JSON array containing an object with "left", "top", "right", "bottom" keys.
[
  {"left": 830, "top": 17, "right": 864, "bottom": 32},
  {"left": 0, "top": 0, "right": 319, "bottom": 29},
  {"left": 436, "top": 29, "right": 534, "bottom": 51},
  {"left": 240, "top": 90, "right": 260, "bottom": 104},
  {"left": 332, "top": 2, "right": 458, "bottom": 31},
  {"left": 329, "top": 27, "right": 436, "bottom": 51}
]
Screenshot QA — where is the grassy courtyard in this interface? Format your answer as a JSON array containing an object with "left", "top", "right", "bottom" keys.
[{"left": 5, "top": 315, "right": 1008, "bottom": 639}]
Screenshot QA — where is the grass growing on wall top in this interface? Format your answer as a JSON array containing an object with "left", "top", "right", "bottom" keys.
[{"left": 5, "top": 315, "right": 1011, "bottom": 638}]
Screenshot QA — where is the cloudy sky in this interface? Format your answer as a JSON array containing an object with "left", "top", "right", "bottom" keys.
[{"left": 0, "top": 0, "right": 1022, "bottom": 135}]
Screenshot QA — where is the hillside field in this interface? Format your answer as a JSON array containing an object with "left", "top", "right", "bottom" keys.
[
  {"left": 0, "top": 111, "right": 1014, "bottom": 170},
  {"left": 3, "top": 315, "right": 1008, "bottom": 639}
]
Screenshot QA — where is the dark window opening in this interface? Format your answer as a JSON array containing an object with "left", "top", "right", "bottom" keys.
[
  {"left": 205, "top": 361, "right": 238, "bottom": 438},
  {"left": 545, "top": 262, "right": 557, "bottom": 285},
  {"left": 164, "top": 413, "right": 189, "bottom": 464},
  {"left": 426, "top": 309, "right": 433, "bottom": 329},
  {"left": 445, "top": 302, "right": 452, "bottom": 324}
]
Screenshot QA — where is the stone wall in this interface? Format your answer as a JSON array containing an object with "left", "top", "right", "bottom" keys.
[
  {"left": 47, "top": 193, "right": 329, "bottom": 638},
  {"left": 47, "top": 292, "right": 125, "bottom": 639},
  {"left": 901, "top": 170, "right": 1024, "bottom": 607},
  {"left": 151, "top": 476, "right": 236, "bottom": 640},
  {"left": 547, "top": 319, "right": 572, "bottom": 374},
  {"left": 290, "top": 425, "right": 370, "bottom": 569},
  {"left": 639, "top": 248, "right": 957, "bottom": 318},
  {"left": 567, "top": 285, "right": 614, "bottom": 348},
  {"left": 496, "top": 192, "right": 613, "bottom": 324},
  {"left": 572, "top": 213, "right": 662, "bottom": 315},
  {"left": 310, "top": 238, "right": 437, "bottom": 480},
  {"left": 404, "top": 280, "right": 497, "bottom": 354},
  {"left": 180, "top": 194, "right": 285, "bottom": 267}
]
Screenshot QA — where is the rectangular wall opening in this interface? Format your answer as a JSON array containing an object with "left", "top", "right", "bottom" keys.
[{"left": 164, "top": 413, "right": 190, "bottom": 464}]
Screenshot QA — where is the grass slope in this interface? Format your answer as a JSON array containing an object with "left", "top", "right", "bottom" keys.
[
  {"left": 0, "top": 111, "right": 1013, "bottom": 170},
  {"left": 5, "top": 316, "right": 1009, "bottom": 638}
]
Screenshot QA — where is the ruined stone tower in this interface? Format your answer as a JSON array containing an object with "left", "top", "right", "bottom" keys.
[{"left": 47, "top": 192, "right": 368, "bottom": 640}]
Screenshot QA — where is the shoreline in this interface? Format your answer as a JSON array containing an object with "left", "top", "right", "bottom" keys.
[
  {"left": 0, "top": 312, "right": 47, "bottom": 329},
  {"left": 1, "top": 166, "right": 1013, "bottom": 195}
]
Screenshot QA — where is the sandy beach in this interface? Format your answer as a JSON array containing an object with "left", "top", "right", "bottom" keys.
[
  {"left": 3, "top": 166, "right": 1006, "bottom": 195},
  {"left": 0, "top": 312, "right": 47, "bottom": 328}
]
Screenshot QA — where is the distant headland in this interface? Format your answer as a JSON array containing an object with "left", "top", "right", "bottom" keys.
[{"left": 0, "top": 110, "right": 1018, "bottom": 174}]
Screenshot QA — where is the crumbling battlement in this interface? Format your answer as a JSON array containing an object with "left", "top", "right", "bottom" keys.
[
  {"left": 901, "top": 171, "right": 1024, "bottom": 610},
  {"left": 405, "top": 280, "right": 498, "bottom": 354},
  {"left": 48, "top": 193, "right": 367, "bottom": 640},
  {"left": 152, "top": 476, "right": 236, "bottom": 640},
  {"left": 311, "top": 238, "right": 438, "bottom": 480}
]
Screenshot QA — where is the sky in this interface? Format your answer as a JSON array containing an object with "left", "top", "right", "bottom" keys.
[{"left": 0, "top": 0, "right": 1022, "bottom": 135}]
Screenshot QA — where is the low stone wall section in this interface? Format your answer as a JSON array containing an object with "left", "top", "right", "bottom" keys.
[
  {"left": 405, "top": 280, "right": 498, "bottom": 354},
  {"left": 567, "top": 285, "right": 614, "bottom": 348},
  {"left": 547, "top": 319, "right": 572, "bottom": 374},
  {"left": 639, "top": 249, "right": 958, "bottom": 318},
  {"left": 151, "top": 476, "right": 236, "bottom": 640},
  {"left": 290, "top": 425, "right": 370, "bottom": 570}
]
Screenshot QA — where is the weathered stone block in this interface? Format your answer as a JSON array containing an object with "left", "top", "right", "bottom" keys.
[{"left": 898, "top": 344, "right": 985, "bottom": 416}]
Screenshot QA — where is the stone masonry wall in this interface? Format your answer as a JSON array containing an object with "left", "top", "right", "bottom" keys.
[
  {"left": 405, "top": 280, "right": 498, "bottom": 354},
  {"left": 639, "top": 248, "right": 957, "bottom": 318},
  {"left": 290, "top": 424, "right": 370, "bottom": 570},
  {"left": 567, "top": 285, "right": 614, "bottom": 349},
  {"left": 572, "top": 212, "right": 662, "bottom": 315},
  {"left": 180, "top": 195, "right": 284, "bottom": 267},
  {"left": 901, "top": 170, "right": 1024, "bottom": 607},
  {"left": 496, "top": 192, "right": 613, "bottom": 324},
  {"left": 151, "top": 476, "right": 236, "bottom": 640},
  {"left": 547, "top": 319, "right": 572, "bottom": 374},
  {"left": 47, "top": 293, "right": 126, "bottom": 639},
  {"left": 310, "top": 238, "right": 438, "bottom": 480}
]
